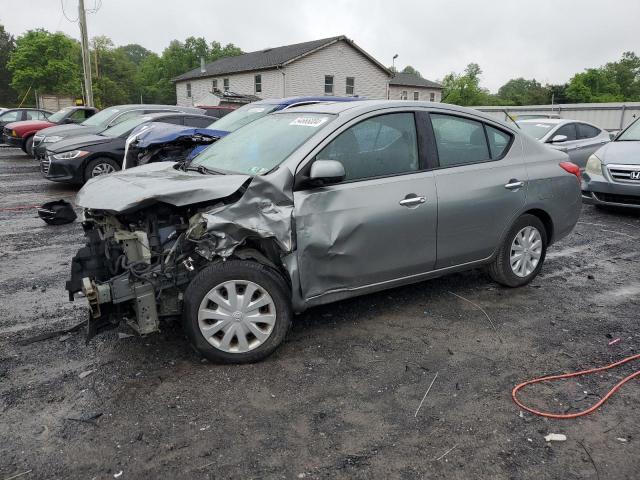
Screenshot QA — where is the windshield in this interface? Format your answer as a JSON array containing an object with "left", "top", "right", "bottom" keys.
[
  {"left": 617, "top": 118, "right": 640, "bottom": 141},
  {"left": 517, "top": 121, "right": 555, "bottom": 140},
  {"left": 48, "top": 107, "right": 74, "bottom": 123},
  {"left": 101, "top": 116, "right": 153, "bottom": 138},
  {"left": 207, "top": 103, "right": 280, "bottom": 132},
  {"left": 192, "top": 112, "right": 335, "bottom": 175},
  {"left": 81, "top": 106, "right": 122, "bottom": 127}
]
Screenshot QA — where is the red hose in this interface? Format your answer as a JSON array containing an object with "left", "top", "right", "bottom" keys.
[{"left": 512, "top": 353, "right": 640, "bottom": 419}]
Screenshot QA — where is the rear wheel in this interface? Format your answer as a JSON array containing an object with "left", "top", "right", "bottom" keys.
[
  {"left": 182, "top": 260, "right": 292, "bottom": 363},
  {"left": 488, "top": 214, "right": 547, "bottom": 287},
  {"left": 84, "top": 157, "right": 120, "bottom": 181}
]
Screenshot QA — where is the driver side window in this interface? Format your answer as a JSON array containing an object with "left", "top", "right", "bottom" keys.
[
  {"left": 316, "top": 113, "right": 419, "bottom": 181},
  {"left": 554, "top": 123, "right": 577, "bottom": 141}
]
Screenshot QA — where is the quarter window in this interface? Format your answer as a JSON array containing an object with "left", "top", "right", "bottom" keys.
[
  {"left": 254, "top": 74, "right": 262, "bottom": 93},
  {"left": 553, "top": 123, "right": 577, "bottom": 141},
  {"left": 316, "top": 113, "right": 419, "bottom": 181},
  {"left": 431, "top": 114, "right": 491, "bottom": 167},
  {"left": 577, "top": 123, "right": 600, "bottom": 139},
  {"left": 324, "top": 75, "right": 334, "bottom": 94},
  {"left": 413, "top": 92, "right": 419, "bottom": 100},
  {"left": 486, "top": 125, "right": 512, "bottom": 159},
  {"left": 223, "top": 78, "right": 229, "bottom": 92},
  {"left": 186, "top": 83, "right": 192, "bottom": 98},
  {"left": 346, "top": 77, "right": 355, "bottom": 95},
  {"left": 0, "top": 110, "right": 19, "bottom": 122}
]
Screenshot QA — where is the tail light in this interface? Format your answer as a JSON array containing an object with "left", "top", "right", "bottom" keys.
[{"left": 559, "top": 161, "right": 581, "bottom": 182}]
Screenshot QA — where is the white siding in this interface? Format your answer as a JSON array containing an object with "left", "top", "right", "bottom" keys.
[
  {"left": 388, "top": 85, "right": 442, "bottom": 102},
  {"left": 283, "top": 40, "right": 388, "bottom": 99},
  {"left": 176, "top": 69, "right": 284, "bottom": 106}
]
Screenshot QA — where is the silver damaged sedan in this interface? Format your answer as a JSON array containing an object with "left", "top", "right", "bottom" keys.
[{"left": 68, "top": 100, "right": 582, "bottom": 363}]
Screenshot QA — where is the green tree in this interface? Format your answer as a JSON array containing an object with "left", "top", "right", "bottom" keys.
[
  {"left": 0, "top": 24, "right": 16, "bottom": 105},
  {"left": 401, "top": 65, "right": 422, "bottom": 77},
  {"left": 565, "top": 68, "right": 623, "bottom": 103},
  {"left": 116, "top": 43, "right": 153, "bottom": 66},
  {"left": 441, "top": 63, "right": 499, "bottom": 106},
  {"left": 8, "top": 29, "right": 82, "bottom": 99},
  {"left": 497, "top": 78, "right": 550, "bottom": 105}
]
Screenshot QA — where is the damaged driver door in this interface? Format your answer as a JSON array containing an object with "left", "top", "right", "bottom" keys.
[{"left": 294, "top": 111, "right": 438, "bottom": 301}]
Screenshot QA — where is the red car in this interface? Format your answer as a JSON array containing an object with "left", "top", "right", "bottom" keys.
[{"left": 2, "top": 106, "right": 98, "bottom": 155}]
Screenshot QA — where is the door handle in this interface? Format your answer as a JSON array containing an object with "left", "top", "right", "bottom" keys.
[
  {"left": 399, "top": 195, "right": 426, "bottom": 207},
  {"left": 504, "top": 180, "right": 525, "bottom": 190}
]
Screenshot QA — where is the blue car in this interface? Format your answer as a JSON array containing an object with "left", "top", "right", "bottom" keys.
[{"left": 123, "top": 96, "right": 363, "bottom": 169}]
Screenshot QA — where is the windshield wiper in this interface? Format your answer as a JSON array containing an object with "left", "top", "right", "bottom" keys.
[{"left": 185, "top": 165, "right": 225, "bottom": 175}]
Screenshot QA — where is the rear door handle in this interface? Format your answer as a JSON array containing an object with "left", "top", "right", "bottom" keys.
[
  {"left": 399, "top": 195, "right": 426, "bottom": 207},
  {"left": 504, "top": 180, "right": 525, "bottom": 190}
]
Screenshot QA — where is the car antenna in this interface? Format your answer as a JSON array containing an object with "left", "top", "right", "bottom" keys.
[{"left": 503, "top": 109, "right": 521, "bottom": 129}]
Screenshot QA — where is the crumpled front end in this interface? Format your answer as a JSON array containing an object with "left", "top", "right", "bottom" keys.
[{"left": 66, "top": 169, "right": 295, "bottom": 340}]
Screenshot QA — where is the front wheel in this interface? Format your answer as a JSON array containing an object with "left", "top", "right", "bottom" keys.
[
  {"left": 84, "top": 157, "right": 120, "bottom": 182},
  {"left": 24, "top": 136, "right": 34, "bottom": 156},
  {"left": 488, "top": 214, "right": 547, "bottom": 287},
  {"left": 182, "top": 260, "right": 292, "bottom": 363}
]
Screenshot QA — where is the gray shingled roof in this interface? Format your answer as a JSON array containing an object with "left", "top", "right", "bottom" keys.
[
  {"left": 173, "top": 35, "right": 390, "bottom": 82},
  {"left": 389, "top": 72, "right": 443, "bottom": 89}
]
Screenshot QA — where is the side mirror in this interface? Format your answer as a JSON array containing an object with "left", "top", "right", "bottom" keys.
[
  {"left": 64, "top": 118, "right": 76, "bottom": 124},
  {"left": 550, "top": 134, "right": 568, "bottom": 143},
  {"left": 309, "top": 159, "right": 345, "bottom": 185}
]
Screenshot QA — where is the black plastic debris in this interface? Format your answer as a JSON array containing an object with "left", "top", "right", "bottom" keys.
[{"left": 37, "top": 200, "right": 77, "bottom": 225}]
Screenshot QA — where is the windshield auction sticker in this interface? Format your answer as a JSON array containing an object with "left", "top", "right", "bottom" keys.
[{"left": 290, "top": 117, "right": 328, "bottom": 127}]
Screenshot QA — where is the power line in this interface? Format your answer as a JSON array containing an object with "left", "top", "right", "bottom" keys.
[{"left": 60, "top": 0, "right": 79, "bottom": 23}]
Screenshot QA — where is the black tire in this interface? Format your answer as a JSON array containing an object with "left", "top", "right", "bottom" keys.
[
  {"left": 84, "top": 157, "right": 120, "bottom": 182},
  {"left": 182, "top": 260, "right": 292, "bottom": 364},
  {"left": 24, "top": 136, "right": 34, "bottom": 156},
  {"left": 488, "top": 214, "right": 547, "bottom": 287}
]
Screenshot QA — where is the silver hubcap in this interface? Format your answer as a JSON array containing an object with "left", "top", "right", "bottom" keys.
[
  {"left": 198, "top": 280, "right": 276, "bottom": 353},
  {"left": 91, "top": 163, "right": 115, "bottom": 177},
  {"left": 510, "top": 226, "right": 542, "bottom": 277}
]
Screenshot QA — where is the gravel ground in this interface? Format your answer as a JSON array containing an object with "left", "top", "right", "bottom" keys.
[{"left": 1, "top": 146, "right": 639, "bottom": 479}]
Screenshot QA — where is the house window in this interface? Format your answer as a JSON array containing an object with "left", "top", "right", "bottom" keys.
[
  {"left": 400, "top": 91, "right": 408, "bottom": 100},
  {"left": 346, "top": 77, "right": 355, "bottom": 95},
  {"left": 186, "top": 83, "right": 192, "bottom": 98},
  {"left": 255, "top": 74, "right": 262, "bottom": 93},
  {"left": 324, "top": 75, "right": 334, "bottom": 95},
  {"left": 413, "top": 92, "right": 419, "bottom": 100},
  {"left": 223, "top": 78, "right": 229, "bottom": 92},
  {"left": 212, "top": 79, "right": 218, "bottom": 91},
  {"left": 430, "top": 92, "right": 436, "bottom": 102}
]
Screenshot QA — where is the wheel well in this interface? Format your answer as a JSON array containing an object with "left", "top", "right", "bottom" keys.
[
  {"left": 523, "top": 209, "right": 554, "bottom": 244},
  {"left": 232, "top": 239, "right": 292, "bottom": 288},
  {"left": 22, "top": 133, "right": 34, "bottom": 147}
]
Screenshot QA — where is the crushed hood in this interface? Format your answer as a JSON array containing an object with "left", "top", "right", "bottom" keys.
[
  {"left": 75, "top": 162, "right": 250, "bottom": 212},
  {"left": 597, "top": 141, "right": 640, "bottom": 166},
  {"left": 130, "top": 123, "right": 229, "bottom": 149}
]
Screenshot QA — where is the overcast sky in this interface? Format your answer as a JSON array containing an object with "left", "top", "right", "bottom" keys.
[{"left": 3, "top": 0, "right": 639, "bottom": 92}]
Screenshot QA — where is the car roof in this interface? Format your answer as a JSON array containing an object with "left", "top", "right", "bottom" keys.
[
  {"left": 253, "top": 96, "right": 362, "bottom": 106},
  {"left": 517, "top": 118, "right": 567, "bottom": 125},
  {"left": 277, "top": 100, "right": 517, "bottom": 130}
]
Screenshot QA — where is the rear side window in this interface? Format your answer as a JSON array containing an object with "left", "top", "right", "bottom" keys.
[
  {"left": 431, "top": 114, "right": 490, "bottom": 167},
  {"left": 317, "top": 113, "right": 419, "bottom": 181},
  {"left": 577, "top": 123, "right": 600, "bottom": 139},
  {"left": 486, "top": 125, "right": 511, "bottom": 159},
  {"left": 186, "top": 116, "right": 214, "bottom": 128},
  {"left": 0, "top": 110, "right": 20, "bottom": 122},
  {"left": 554, "top": 123, "right": 577, "bottom": 141},
  {"left": 158, "top": 116, "right": 184, "bottom": 125}
]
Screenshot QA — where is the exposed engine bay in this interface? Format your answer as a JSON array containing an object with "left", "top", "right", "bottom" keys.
[{"left": 66, "top": 162, "right": 296, "bottom": 340}]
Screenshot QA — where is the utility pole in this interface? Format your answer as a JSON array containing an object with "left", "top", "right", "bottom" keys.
[{"left": 78, "top": 0, "right": 94, "bottom": 107}]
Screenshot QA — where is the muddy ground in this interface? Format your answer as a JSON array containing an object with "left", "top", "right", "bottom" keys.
[{"left": 0, "top": 146, "right": 639, "bottom": 480}]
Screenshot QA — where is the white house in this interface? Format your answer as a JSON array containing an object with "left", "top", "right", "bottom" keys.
[
  {"left": 388, "top": 72, "right": 443, "bottom": 102},
  {"left": 173, "top": 36, "right": 442, "bottom": 106}
]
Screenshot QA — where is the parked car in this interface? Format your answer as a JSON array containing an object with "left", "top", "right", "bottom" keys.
[
  {"left": 67, "top": 100, "right": 581, "bottom": 363},
  {"left": 0, "top": 108, "right": 52, "bottom": 128},
  {"left": 198, "top": 105, "right": 236, "bottom": 118},
  {"left": 33, "top": 104, "right": 206, "bottom": 160},
  {"left": 41, "top": 112, "right": 214, "bottom": 184},
  {"left": 517, "top": 118, "right": 610, "bottom": 169},
  {"left": 123, "top": 96, "right": 363, "bottom": 169},
  {"left": 3, "top": 106, "right": 98, "bottom": 155},
  {"left": 582, "top": 116, "right": 640, "bottom": 209}
]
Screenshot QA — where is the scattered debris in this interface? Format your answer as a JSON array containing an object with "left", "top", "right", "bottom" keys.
[
  {"left": 608, "top": 338, "right": 621, "bottom": 346},
  {"left": 79, "top": 370, "right": 95, "bottom": 379},
  {"left": 414, "top": 372, "right": 438, "bottom": 417},
  {"left": 448, "top": 291, "right": 503, "bottom": 343},
  {"left": 18, "top": 320, "right": 86, "bottom": 346},
  {"left": 118, "top": 332, "right": 134, "bottom": 339},
  {"left": 577, "top": 440, "right": 600, "bottom": 480},
  {"left": 113, "top": 471, "right": 123, "bottom": 478},
  {"left": 616, "top": 437, "right": 628, "bottom": 442},
  {"left": 544, "top": 433, "right": 567, "bottom": 442},
  {"left": 59, "top": 334, "right": 72, "bottom": 342},
  {"left": 37, "top": 199, "right": 77, "bottom": 225},
  {"left": 587, "top": 274, "right": 595, "bottom": 280},
  {"left": 3, "top": 470, "right": 33, "bottom": 480},
  {"left": 433, "top": 444, "right": 458, "bottom": 461},
  {"left": 66, "top": 412, "right": 103, "bottom": 425}
]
